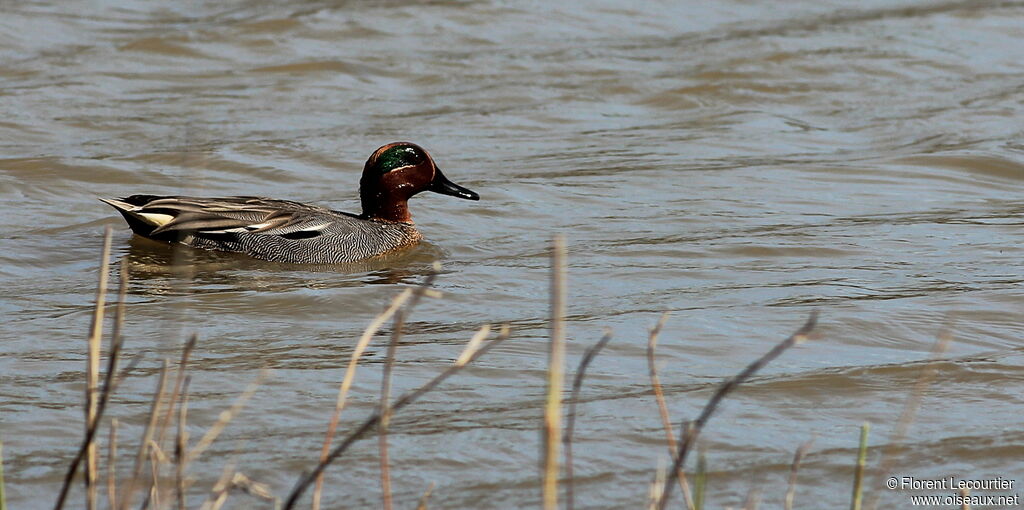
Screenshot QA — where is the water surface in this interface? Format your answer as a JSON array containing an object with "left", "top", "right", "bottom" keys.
[{"left": 2, "top": 1, "right": 1023, "bottom": 508}]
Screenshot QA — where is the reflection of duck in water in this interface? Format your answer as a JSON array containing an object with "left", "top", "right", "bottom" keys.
[{"left": 101, "top": 142, "right": 478, "bottom": 264}]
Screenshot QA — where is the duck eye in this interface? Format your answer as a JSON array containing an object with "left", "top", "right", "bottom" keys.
[{"left": 377, "top": 146, "right": 425, "bottom": 173}]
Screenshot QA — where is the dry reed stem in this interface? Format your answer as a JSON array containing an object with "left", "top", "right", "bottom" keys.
[
  {"left": 646, "top": 313, "right": 694, "bottom": 510},
  {"left": 283, "top": 325, "right": 512, "bottom": 510},
  {"left": 657, "top": 311, "right": 819, "bottom": 510},
  {"left": 313, "top": 270, "right": 439, "bottom": 510},
  {"left": 312, "top": 288, "right": 413, "bottom": 510},
  {"left": 107, "top": 261, "right": 128, "bottom": 510},
  {"left": 119, "top": 359, "right": 170, "bottom": 510},
  {"left": 107, "top": 419, "right": 118, "bottom": 510},
  {"left": 850, "top": 422, "right": 869, "bottom": 510},
  {"left": 175, "top": 377, "right": 191, "bottom": 510},
  {"left": 86, "top": 226, "right": 112, "bottom": 510},
  {"left": 186, "top": 370, "right": 267, "bottom": 464},
  {"left": 147, "top": 442, "right": 162, "bottom": 510},
  {"left": 198, "top": 461, "right": 236, "bottom": 510},
  {"left": 54, "top": 253, "right": 129, "bottom": 510},
  {"left": 200, "top": 470, "right": 274, "bottom": 510},
  {"left": 741, "top": 487, "right": 761, "bottom": 510},
  {"left": 866, "top": 330, "right": 952, "bottom": 510},
  {"left": 416, "top": 482, "right": 435, "bottom": 510},
  {"left": 563, "top": 328, "right": 612, "bottom": 510},
  {"left": 157, "top": 335, "right": 197, "bottom": 448},
  {"left": 960, "top": 488, "right": 970, "bottom": 510},
  {"left": 544, "top": 235, "right": 567, "bottom": 510},
  {"left": 455, "top": 325, "right": 491, "bottom": 367},
  {"left": 648, "top": 458, "right": 666, "bottom": 510},
  {"left": 378, "top": 310, "right": 405, "bottom": 510},
  {"left": 783, "top": 435, "right": 815, "bottom": 510},
  {"left": 145, "top": 336, "right": 194, "bottom": 510}
]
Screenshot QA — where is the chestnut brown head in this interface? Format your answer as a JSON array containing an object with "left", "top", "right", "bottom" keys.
[{"left": 359, "top": 142, "right": 479, "bottom": 223}]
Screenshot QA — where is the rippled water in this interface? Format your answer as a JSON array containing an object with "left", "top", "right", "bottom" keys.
[{"left": 2, "top": 1, "right": 1023, "bottom": 508}]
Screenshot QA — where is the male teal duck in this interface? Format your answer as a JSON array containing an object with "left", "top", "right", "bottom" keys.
[{"left": 101, "top": 142, "right": 479, "bottom": 264}]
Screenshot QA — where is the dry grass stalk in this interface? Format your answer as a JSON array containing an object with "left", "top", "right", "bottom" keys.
[
  {"left": 657, "top": 311, "right": 819, "bottom": 510},
  {"left": 198, "top": 461, "right": 236, "bottom": 510},
  {"left": 543, "top": 235, "right": 567, "bottom": 510},
  {"left": 646, "top": 313, "right": 694, "bottom": 510},
  {"left": 142, "top": 336, "right": 195, "bottom": 510},
  {"left": 378, "top": 309, "right": 405, "bottom": 510},
  {"left": 741, "top": 487, "right": 761, "bottom": 510},
  {"left": 200, "top": 470, "right": 274, "bottom": 510},
  {"left": 186, "top": 370, "right": 267, "bottom": 465},
  {"left": 850, "top": 422, "right": 869, "bottom": 510},
  {"left": 563, "top": 328, "right": 612, "bottom": 510},
  {"left": 147, "top": 442, "right": 162, "bottom": 510},
  {"left": 960, "top": 488, "right": 970, "bottom": 510},
  {"left": 647, "top": 458, "right": 667, "bottom": 510},
  {"left": 283, "top": 325, "right": 513, "bottom": 510},
  {"left": 175, "top": 377, "right": 191, "bottom": 510},
  {"left": 312, "top": 287, "right": 413, "bottom": 510},
  {"left": 867, "top": 330, "right": 953, "bottom": 510},
  {"left": 54, "top": 251, "right": 130, "bottom": 510},
  {"left": 313, "top": 270, "right": 440, "bottom": 510},
  {"left": 783, "top": 435, "right": 815, "bottom": 510},
  {"left": 86, "top": 226, "right": 113, "bottom": 510},
  {"left": 416, "top": 482, "right": 435, "bottom": 510},
  {"left": 157, "top": 335, "right": 197, "bottom": 448},
  {"left": 119, "top": 359, "right": 170, "bottom": 510},
  {"left": 107, "top": 261, "right": 128, "bottom": 510},
  {"left": 455, "top": 325, "right": 491, "bottom": 366}
]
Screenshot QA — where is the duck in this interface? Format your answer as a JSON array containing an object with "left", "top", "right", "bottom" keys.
[{"left": 100, "top": 142, "right": 479, "bottom": 264}]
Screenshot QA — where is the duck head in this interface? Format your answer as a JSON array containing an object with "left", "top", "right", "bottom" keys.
[{"left": 360, "top": 142, "right": 479, "bottom": 223}]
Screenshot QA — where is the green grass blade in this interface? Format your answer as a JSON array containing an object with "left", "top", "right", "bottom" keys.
[
  {"left": 851, "top": 422, "right": 870, "bottom": 510},
  {"left": 694, "top": 450, "right": 707, "bottom": 510},
  {"left": 1, "top": 440, "right": 7, "bottom": 510}
]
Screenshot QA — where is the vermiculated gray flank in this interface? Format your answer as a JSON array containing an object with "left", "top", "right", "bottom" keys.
[{"left": 101, "top": 195, "right": 422, "bottom": 264}]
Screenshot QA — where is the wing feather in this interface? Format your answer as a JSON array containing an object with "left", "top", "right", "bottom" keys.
[{"left": 110, "top": 195, "right": 339, "bottom": 239}]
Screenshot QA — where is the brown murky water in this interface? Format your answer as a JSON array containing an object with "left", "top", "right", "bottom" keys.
[{"left": 2, "top": 1, "right": 1023, "bottom": 508}]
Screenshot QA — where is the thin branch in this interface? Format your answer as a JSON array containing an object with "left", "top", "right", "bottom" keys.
[
  {"left": 563, "top": 329, "right": 612, "bottom": 510},
  {"left": 283, "top": 325, "right": 513, "bottom": 510},
  {"left": 658, "top": 311, "right": 819, "bottom": 510}
]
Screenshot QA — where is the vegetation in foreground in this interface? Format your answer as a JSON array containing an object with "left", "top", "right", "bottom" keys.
[{"left": 0, "top": 228, "right": 957, "bottom": 510}]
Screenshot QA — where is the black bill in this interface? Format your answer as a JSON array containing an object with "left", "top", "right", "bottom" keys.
[{"left": 428, "top": 168, "right": 480, "bottom": 200}]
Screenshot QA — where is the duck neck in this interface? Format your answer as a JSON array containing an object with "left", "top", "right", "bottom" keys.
[{"left": 361, "top": 190, "right": 413, "bottom": 223}]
